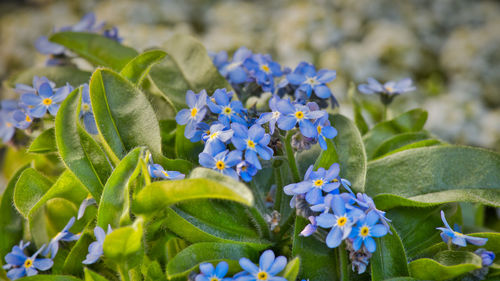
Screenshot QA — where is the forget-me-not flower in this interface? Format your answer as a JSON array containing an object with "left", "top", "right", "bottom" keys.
[
  {"left": 195, "top": 261, "right": 233, "bottom": 281},
  {"left": 474, "top": 249, "right": 495, "bottom": 267},
  {"left": 437, "top": 210, "right": 487, "bottom": 247},
  {"left": 219, "top": 47, "right": 252, "bottom": 84},
  {"left": 287, "top": 62, "right": 336, "bottom": 99},
  {"left": 0, "top": 108, "right": 18, "bottom": 143},
  {"left": 80, "top": 84, "right": 98, "bottom": 135},
  {"left": 148, "top": 163, "right": 185, "bottom": 180},
  {"left": 349, "top": 210, "right": 388, "bottom": 253},
  {"left": 353, "top": 193, "right": 391, "bottom": 233},
  {"left": 244, "top": 54, "right": 282, "bottom": 92},
  {"left": 21, "top": 82, "right": 73, "bottom": 118},
  {"left": 256, "top": 95, "right": 281, "bottom": 134},
  {"left": 43, "top": 217, "right": 80, "bottom": 258},
  {"left": 82, "top": 225, "right": 112, "bottom": 264},
  {"left": 207, "top": 89, "right": 246, "bottom": 127},
  {"left": 199, "top": 149, "right": 242, "bottom": 179},
  {"left": 276, "top": 99, "right": 325, "bottom": 138},
  {"left": 176, "top": 90, "right": 208, "bottom": 139},
  {"left": 202, "top": 123, "right": 233, "bottom": 154},
  {"left": 3, "top": 242, "right": 53, "bottom": 280},
  {"left": 77, "top": 195, "right": 96, "bottom": 220},
  {"left": 314, "top": 116, "right": 337, "bottom": 150},
  {"left": 237, "top": 160, "right": 258, "bottom": 182},
  {"left": 358, "top": 78, "right": 415, "bottom": 96},
  {"left": 236, "top": 249, "right": 287, "bottom": 281},
  {"left": 231, "top": 123, "right": 273, "bottom": 170},
  {"left": 300, "top": 216, "right": 318, "bottom": 237}
]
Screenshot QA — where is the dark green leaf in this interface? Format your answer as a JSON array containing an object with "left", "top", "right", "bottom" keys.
[
  {"left": 50, "top": 32, "right": 138, "bottom": 71},
  {"left": 363, "top": 109, "right": 428, "bottom": 159},
  {"left": 379, "top": 139, "right": 442, "bottom": 158},
  {"left": 28, "top": 128, "right": 57, "bottom": 154},
  {"left": 371, "top": 131, "right": 433, "bottom": 160},
  {"left": 6, "top": 66, "right": 90, "bottom": 88},
  {"left": 143, "top": 260, "right": 166, "bottom": 281},
  {"left": 167, "top": 242, "right": 258, "bottom": 280},
  {"left": 103, "top": 219, "right": 144, "bottom": 269},
  {"left": 55, "top": 87, "right": 112, "bottom": 201},
  {"left": 409, "top": 250, "right": 482, "bottom": 281},
  {"left": 149, "top": 34, "right": 231, "bottom": 108},
  {"left": 97, "top": 147, "right": 143, "bottom": 228},
  {"left": 120, "top": 50, "right": 166, "bottom": 85},
  {"left": 282, "top": 257, "right": 300, "bottom": 281},
  {"left": 89, "top": 68, "right": 162, "bottom": 160},
  {"left": 63, "top": 232, "right": 95, "bottom": 275},
  {"left": 175, "top": 125, "right": 203, "bottom": 162},
  {"left": 160, "top": 120, "right": 177, "bottom": 158},
  {"left": 370, "top": 225, "right": 409, "bottom": 280}
]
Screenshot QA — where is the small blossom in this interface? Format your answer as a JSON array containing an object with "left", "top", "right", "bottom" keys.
[
  {"left": 207, "top": 89, "right": 246, "bottom": 127},
  {"left": 314, "top": 116, "right": 337, "bottom": 150},
  {"left": 300, "top": 216, "right": 318, "bottom": 237},
  {"left": 44, "top": 217, "right": 80, "bottom": 258},
  {"left": 0, "top": 110, "right": 17, "bottom": 142},
  {"left": 437, "top": 210, "right": 487, "bottom": 247},
  {"left": 148, "top": 163, "right": 185, "bottom": 180},
  {"left": 349, "top": 210, "right": 388, "bottom": 253},
  {"left": 219, "top": 47, "right": 252, "bottom": 84},
  {"left": 256, "top": 95, "right": 281, "bottom": 134},
  {"left": 175, "top": 90, "right": 208, "bottom": 139},
  {"left": 231, "top": 123, "right": 273, "bottom": 170},
  {"left": 475, "top": 249, "right": 495, "bottom": 267},
  {"left": 236, "top": 250, "right": 287, "bottom": 281},
  {"left": 77, "top": 195, "right": 96, "bottom": 220},
  {"left": 82, "top": 225, "right": 112, "bottom": 264},
  {"left": 196, "top": 261, "right": 233, "bottom": 281},
  {"left": 287, "top": 62, "right": 336, "bottom": 99},
  {"left": 21, "top": 82, "right": 73, "bottom": 118},
  {"left": 353, "top": 193, "right": 391, "bottom": 233},
  {"left": 244, "top": 54, "right": 282, "bottom": 92},
  {"left": 237, "top": 160, "right": 258, "bottom": 182},
  {"left": 12, "top": 110, "right": 33, "bottom": 130},
  {"left": 358, "top": 78, "right": 415, "bottom": 96},
  {"left": 199, "top": 149, "right": 242, "bottom": 179},
  {"left": 103, "top": 26, "right": 122, "bottom": 42},
  {"left": 80, "top": 84, "right": 98, "bottom": 135},
  {"left": 3, "top": 242, "right": 53, "bottom": 280},
  {"left": 276, "top": 99, "right": 325, "bottom": 138},
  {"left": 202, "top": 123, "right": 233, "bottom": 154}
]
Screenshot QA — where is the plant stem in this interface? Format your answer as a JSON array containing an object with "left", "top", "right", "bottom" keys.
[
  {"left": 118, "top": 265, "right": 131, "bottom": 281},
  {"left": 278, "top": 212, "right": 296, "bottom": 237},
  {"left": 338, "top": 243, "right": 350, "bottom": 281},
  {"left": 382, "top": 104, "right": 388, "bottom": 122},
  {"left": 284, "top": 131, "right": 301, "bottom": 183},
  {"left": 273, "top": 167, "right": 283, "bottom": 212}
]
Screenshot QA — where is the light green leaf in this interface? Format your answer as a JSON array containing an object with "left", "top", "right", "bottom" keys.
[
  {"left": 120, "top": 50, "right": 166, "bottom": 85},
  {"left": 84, "top": 268, "right": 110, "bottom": 281},
  {"left": 6, "top": 66, "right": 90, "bottom": 88},
  {"left": 149, "top": 34, "right": 231, "bottom": 108},
  {"left": 370, "top": 225, "right": 409, "bottom": 281},
  {"left": 13, "top": 168, "right": 53, "bottom": 218},
  {"left": 103, "top": 218, "right": 144, "bottom": 269},
  {"left": 17, "top": 275, "right": 83, "bottom": 281},
  {"left": 143, "top": 260, "right": 167, "bottom": 281},
  {"left": 63, "top": 232, "right": 94, "bottom": 275},
  {"left": 409, "top": 250, "right": 482, "bottom": 281},
  {"left": 371, "top": 131, "right": 433, "bottom": 160},
  {"left": 55, "top": 87, "right": 112, "bottom": 201},
  {"left": 89, "top": 68, "right": 162, "bottom": 160},
  {"left": 50, "top": 32, "right": 138, "bottom": 71},
  {"left": 28, "top": 128, "right": 57, "bottom": 154},
  {"left": 363, "top": 109, "right": 428, "bottom": 159},
  {"left": 416, "top": 232, "right": 500, "bottom": 258},
  {"left": 348, "top": 82, "right": 369, "bottom": 135},
  {"left": 97, "top": 147, "right": 143, "bottom": 228},
  {"left": 281, "top": 257, "right": 300, "bottom": 281},
  {"left": 378, "top": 139, "right": 442, "bottom": 158},
  {"left": 166, "top": 242, "right": 258, "bottom": 281},
  {"left": 366, "top": 146, "right": 500, "bottom": 202}
]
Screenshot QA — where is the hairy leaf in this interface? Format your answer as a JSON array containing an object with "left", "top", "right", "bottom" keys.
[
  {"left": 370, "top": 225, "right": 409, "bottom": 280},
  {"left": 103, "top": 219, "right": 144, "bottom": 269},
  {"left": 120, "top": 50, "right": 166, "bottom": 85},
  {"left": 409, "top": 250, "right": 482, "bottom": 280},
  {"left": 28, "top": 128, "right": 57, "bottom": 154},
  {"left": 7, "top": 66, "right": 90, "bottom": 88}
]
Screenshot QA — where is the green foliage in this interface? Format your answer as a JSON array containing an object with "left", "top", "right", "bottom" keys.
[
  {"left": 409, "top": 251, "right": 482, "bottom": 280},
  {"left": 28, "top": 128, "right": 58, "bottom": 154},
  {"left": 370, "top": 225, "right": 409, "bottom": 281},
  {"left": 6, "top": 66, "right": 91, "bottom": 88},
  {"left": 103, "top": 219, "right": 144, "bottom": 270},
  {"left": 119, "top": 50, "right": 166, "bottom": 85}
]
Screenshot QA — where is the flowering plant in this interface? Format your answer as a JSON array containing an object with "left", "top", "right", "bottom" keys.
[{"left": 0, "top": 13, "right": 499, "bottom": 281}]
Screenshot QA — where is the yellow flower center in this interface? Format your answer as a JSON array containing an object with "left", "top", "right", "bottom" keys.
[
  {"left": 205, "top": 130, "right": 211, "bottom": 135},
  {"left": 314, "top": 179, "right": 324, "bottom": 187},
  {"left": 272, "top": 111, "right": 280, "bottom": 118},
  {"left": 6, "top": 122, "right": 12, "bottom": 127},
  {"left": 295, "top": 111, "right": 304, "bottom": 119},
  {"left": 42, "top": 98, "right": 52, "bottom": 105},
  {"left": 257, "top": 271, "right": 268, "bottom": 280},
  {"left": 24, "top": 258, "right": 33, "bottom": 268},
  {"left": 241, "top": 165, "right": 248, "bottom": 171},
  {"left": 317, "top": 125, "right": 322, "bottom": 134},
  {"left": 216, "top": 161, "right": 225, "bottom": 170},
  {"left": 337, "top": 216, "right": 347, "bottom": 227},
  {"left": 385, "top": 86, "right": 394, "bottom": 93},
  {"left": 209, "top": 132, "right": 219, "bottom": 140},
  {"left": 162, "top": 171, "right": 170, "bottom": 178},
  {"left": 332, "top": 178, "right": 338, "bottom": 182},
  {"left": 211, "top": 97, "right": 216, "bottom": 103},
  {"left": 25, "top": 115, "right": 32, "bottom": 122},
  {"left": 190, "top": 108, "right": 198, "bottom": 117},
  {"left": 260, "top": 64, "right": 271, "bottom": 73},
  {"left": 82, "top": 103, "right": 90, "bottom": 112},
  {"left": 360, "top": 226, "right": 370, "bottom": 237},
  {"left": 306, "top": 77, "right": 318, "bottom": 86},
  {"left": 210, "top": 278, "right": 220, "bottom": 281},
  {"left": 223, "top": 107, "right": 232, "bottom": 115},
  {"left": 247, "top": 140, "right": 256, "bottom": 149}
]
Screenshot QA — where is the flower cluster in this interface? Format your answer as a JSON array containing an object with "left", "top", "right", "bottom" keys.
[
  {"left": 35, "top": 13, "right": 122, "bottom": 65},
  {"left": 195, "top": 250, "right": 287, "bottom": 281},
  {"left": 284, "top": 163, "right": 390, "bottom": 274}
]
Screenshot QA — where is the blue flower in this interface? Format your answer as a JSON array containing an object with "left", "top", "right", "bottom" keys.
[
  {"left": 0, "top": 109, "right": 17, "bottom": 143},
  {"left": 300, "top": 216, "right": 318, "bottom": 237},
  {"left": 231, "top": 123, "right": 273, "bottom": 170},
  {"left": 316, "top": 195, "right": 364, "bottom": 248},
  {"left": 82, "top": 225, "right": 112, "bottom": 265},
  {"left": 219, "top": 47, "right": 252, "bottom": 84},
  {"left": 14, "top": 76, "right": 55, "bottom": 95},
  {"left": 210, "top": 50, "right": 228, "bottom": 70},
  {"left": 43, "top": 217, "right": 80, "bottom": 258},
  {"left": 207, "top": 89, "right": 246, "bottom": 127},
  {"left": 287, "top": 62, "right": 336, "bottom": 99},
  {"left": 202, "top": 123, "right": 234, "bottom": 154},
  {"left": 314, "top": 116, "right": 337, "bottom": 150},
  {"left": 256, "top": 95, "right": 281, "bottom": 134},
  {"left": 176, "top": 90, "right": 208, "bottom": 139},
  {"left": 12, "top": 110, "right": 33, "bottom": 130},
  {"left": 195, "top": 261, "right": 233, "bottom": 281},
  {"left": 358, "top": 78, "right": 415, "bottom": 96},
  {"left": 21, "top": 82, "right": 73, "bottom": 118},
  {"left": 244, "top": 54, "right": 282, "bottom": 92},
  {"left": 103, "top": 26, "right": 122, "bottom": 42},
  {"left": 77, "top": 195, "right": 96, "bottom": 220},
  {"left": 349, "top": 210, "right": 388, "bottom": 253},
  {"left": 236, "top": 249, "right": 287, "bottom": 281},
  {"left": 3, "top": 242, "right": 53, "bottom": 280},
  {"left": 437, "top": 210, "right": 487, "bottom": 247},
  {"left": 284, "top": 164, "right": 341, "bottom": 205},
  {"left": 474, "top": 249, "right": 495, "bottom": 267},
  {"left": 80, "top": 84, "right": 98, "bottom": 135},
  {"left": 148, "top": 163, "right": 185, "bottom": 180},
  {"left": 237, "top": 160, "right": 258, "bottom": 182},
  {"left": 199, "top": 149, "right": 242, "bottom": 179},
  {"left": 353, "top": 193, "right": 391, "bottom": 233},
  {"left": 276, "top": 99, "right": 325, "bottom": 138}
]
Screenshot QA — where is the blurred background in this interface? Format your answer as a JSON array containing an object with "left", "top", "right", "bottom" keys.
[{"left": 1, "top": 0, "right": 499, "bottom": 151}]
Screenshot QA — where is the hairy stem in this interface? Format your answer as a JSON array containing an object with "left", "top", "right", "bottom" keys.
[
  {"left": 273, "top": 167, "right": 283, "bottom": 212},
  {"left": 284, "top": 131, "right": 301, "bottom": 183}
]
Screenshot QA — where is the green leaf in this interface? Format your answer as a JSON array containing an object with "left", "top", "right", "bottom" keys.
[
  {"left": 103, "top": 218, "right": 144, "bottom": 269},
  {"left": 160, "top": 120, "right": 177, "bottom": 158},
  {"left": 379, "top": 139, "right": 442, "bottom": 158},
  {"left": 281, "top": 257, "right": 300, "bottom": 281},
  {"left": 89, "top": 68, "right": 162, "bottom": 160},
  {"left": 28, "top": 128, "right": 58, "bottom": 154},
  {"left": 0, "top": 165, "right": 29, "bottom": 259},
  {"left": 17, "top": 275, "right": 83, "bottom": 281},
  {"left": 409, "top": 250, "right": 482, "bottom": 281},
  {"left": 63, "top": 232, "right": 95, "bottom": 275},
  {"left": 292, "top": 216, "right": 339, "bottom": 281},
  {"left": 6, "top": 66, "right": 91, "bottom": 88},
  {"left": 417, "top": 232, "right": 500, "bottom": 257},
  {"left": 363, "top": 109, "right": 428, "bottom": 159},
  {"left": 84, "top": 268, "right": 110, "bottom": 281},
  {"left": 13, "top": 168, "right": 53, "bottom": 218},
  {"left": 56, "top": 87, "right": 112, "bottom": 202},
  {"left": 175, "top": 125, "right": 203, "bottom": 162},
  {"left": 348, "top": 82, "right": 369, "bottom": 135},
  {"left": 97, "top": 147, "right": 143, "bottom": 228},
  {"left": 370, "top": 225, "right": 409, "bottom": 280},
  {"left": 143, "top": 260, "right": 167, "bottom": 281},
  {"left": 166, "top": 242, "right": 258, "bottom": 280},
  {"left": 50, "top": 32, "right": 138, "bottom": 71},
  {"left": 120, "top": 50, "right": 166, "bottom": 85},
  {"left": 365, "top": 146, "right": 500, "bottom": 204},
  {"left": 371, "top": 131, "right": 433, "bottom": 160},
  {"left": 149, "top": 34, "right": 231, "bottom": 108}
]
